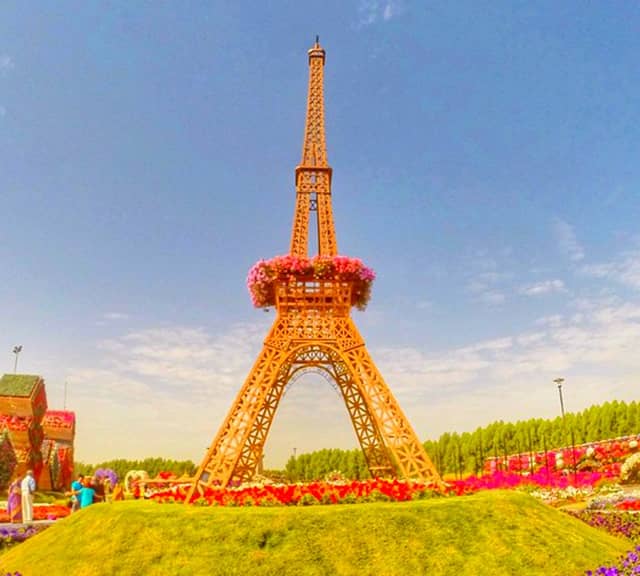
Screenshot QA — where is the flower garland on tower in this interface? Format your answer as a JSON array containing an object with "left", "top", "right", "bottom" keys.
[{"left": 247, "top": 255, "right": 375, "bottom": 310}]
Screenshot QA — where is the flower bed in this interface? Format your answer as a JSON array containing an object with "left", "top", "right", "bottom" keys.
[
  {"left": 150, "top": 478, "right": 440, "bottom": 506},
  {"left": 586, "top": 488, "right": 640, "bottom": 512},
  {"left": 448, "top": 470, "right": 617, "bottom": 499},
  {"left": 247, "top": 255, "right": 375, "bottom": 310},
  {"left": 584, "top": 545, "right": 640, "bottom": 576},
  {"left": 0, "top": 525, "right": 43, "bottom": 549},
  {"left": 484, "top": 435, "right": 640, "bottom": 478},
  {"left": 0, "top": 504, "right": 70, "bottom": 523},
  {"left": 148, "top": 469, "right": 621, "bottom": 508},
  {"left": 569, "top": 509, "right": 640, "bottom": 541}
]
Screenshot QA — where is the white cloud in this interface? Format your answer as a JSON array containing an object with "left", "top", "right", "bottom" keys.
[
  {"left": 519, "top": 279, "right": 566, "bottom": 296},
  {"left": 582, "top": 249, "right": 640, "bottom": 291},
  {"left": 553, "top": 218, "right": 585, "bottom": 262},
  {"left": 535, "top": 314, "right": 564, "bottom": 327},
  {"left": 68, "top": 321, "right": 269, "bottom": 463},
  {"left": 373, "top": 297, "right": 640, "bottom": 440},
  {"left": 467, "top": 271, "right": 508, "bottom": 306},
  {"left": 479, "top": 290, "right": 506, "bottom": 305},
  {"left": 0, "top": 55, "right": 14, "bottom": 74},
  {"left": 383, "top": 1, "right": 402, "bottom": 20},
  {"left": 102, "top": 312, "right": 129, "bottom": 321},
  {"left": 357, "top": 0, "right": 404, "bottom": 27}
]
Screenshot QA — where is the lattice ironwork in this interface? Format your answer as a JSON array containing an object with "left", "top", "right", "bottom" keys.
[
  {"left": 290, "top": 40, "right": 337, "bottom": 257},
  {"left": 187, "top": 41, "right": 442, "bottom": 500}
]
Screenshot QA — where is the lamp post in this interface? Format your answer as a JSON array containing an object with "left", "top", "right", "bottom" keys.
[
  {"left": 554, "top": 377, "right": 577, "bottom": 484},
  {"left": 12, "top": 345, "right": 23, "bottom": 373},
  {"left": 554, "top": 378, "right": 565, "bottom": 419}
]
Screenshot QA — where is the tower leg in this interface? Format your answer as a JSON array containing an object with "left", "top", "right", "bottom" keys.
[
  {"left": 341, "top": 345, "right": 442, "bottom": 484},
  {"left": 186, "top": 344, "right": 289, "bottom": 500}
]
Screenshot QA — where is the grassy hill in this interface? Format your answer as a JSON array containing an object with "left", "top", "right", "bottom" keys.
[{"left": 0, "top": 490, "right": 630, "bottom": 576}]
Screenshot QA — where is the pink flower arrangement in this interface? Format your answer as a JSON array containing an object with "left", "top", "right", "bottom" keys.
[
  {"left": 42, "top": 411, "right": 75, "bottom": 430},
  {"left": 247, "top": 254, "right": 376, "bottom": 310},
  {"left": 483, "top": 434, "right": 640, "bottom": 478}
]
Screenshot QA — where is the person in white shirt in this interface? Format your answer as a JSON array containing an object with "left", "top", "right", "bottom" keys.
[{"left": 20, "top": 470, "right": 36, "bottom": 523}]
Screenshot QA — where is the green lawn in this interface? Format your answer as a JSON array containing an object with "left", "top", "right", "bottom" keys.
[{"left": 0, "top": 490, "right": 629, "bottom": 576}]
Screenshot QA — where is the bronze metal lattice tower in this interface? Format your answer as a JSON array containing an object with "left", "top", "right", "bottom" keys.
[
  {"left": 290, "top": 39, "right": 337, "bottom": 257},
  {"left": 187, "top": 40, "right": 441, "bottom": 497}
]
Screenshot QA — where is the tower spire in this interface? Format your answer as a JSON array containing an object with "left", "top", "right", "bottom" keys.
[{"left": 290, "top": 38, "right": 338, "bottom": 257}]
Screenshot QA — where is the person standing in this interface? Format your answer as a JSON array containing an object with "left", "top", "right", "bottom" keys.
[
  {"left": 20, "top": 469, "right": 36, "bottom": 523},
  {"left": 6, "top": 476, "right": 22, "bottom": 523},
  {"left": 69, "top": 474, "right": 84, "bottom": 512},
  {"left": 79, "top": 477, "right": 97, "bottom": 509},
  {"left": 112, "top": 481, "right": 125, "bottom": 501},
  {"left": 102, "top": 476, "right": 113, "bottom": 503}
]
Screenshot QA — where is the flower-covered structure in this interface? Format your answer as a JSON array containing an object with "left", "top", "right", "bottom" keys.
[
  {"left": 483, "top": 434, "right": 640, "bottom": 479},
  {"left": 247, "top": 255, "right": 375, "bottom": 310},
  {"left": 42, "top": 410, "right": 76, "bottom": 442},
  {"left": 0, "top": 374, "right": 75, "bottom": 491}
]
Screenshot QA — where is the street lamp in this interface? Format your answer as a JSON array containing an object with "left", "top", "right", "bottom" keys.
[
  {"left": 554, "top": 377, "right": 565, "bottom": 419},
  {"left": 12, "top": 345, "right": 23, "bottom": 373},
  {"left": 554, "top": 377, "right": 576, "bottom": 484}
]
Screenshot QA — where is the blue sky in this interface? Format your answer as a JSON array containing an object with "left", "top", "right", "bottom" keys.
[{"left": 1, "top": 2, "right": 639, "bottom": 467}]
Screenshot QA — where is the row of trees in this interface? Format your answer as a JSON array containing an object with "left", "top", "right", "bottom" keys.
[
  {"left": 74, "top": 457, "right": 196, "bottom": 482},
  {"left": 284, "top": 448, "right": 370, "bottom": 482},
  {"left": 284, "top": 400, "right": 640, "bottom": 480},
  {"left": 70, "top": 400, "right": 638, "bottom": 484}
]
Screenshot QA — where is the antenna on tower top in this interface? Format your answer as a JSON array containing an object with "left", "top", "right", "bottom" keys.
[{"left": 315, "top": 35, "right": 319, "bottom": 45}]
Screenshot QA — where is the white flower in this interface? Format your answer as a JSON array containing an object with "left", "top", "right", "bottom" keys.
[{"left": 620, "top": 452, "right": 640, "bottom": 482}]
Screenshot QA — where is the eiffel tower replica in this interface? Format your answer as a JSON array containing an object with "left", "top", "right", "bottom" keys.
[{"left": 187, "top": 39, "right": 442, "bottom": 498}]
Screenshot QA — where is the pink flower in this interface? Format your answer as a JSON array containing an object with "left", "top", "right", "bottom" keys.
[{"left": 246, "top": 254, "right": 376, "bottom": 309}]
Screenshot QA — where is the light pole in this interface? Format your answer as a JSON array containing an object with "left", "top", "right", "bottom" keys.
[
  {"left": 12, "top": 345, "right": 23, "bottom": 373},
  {"left": 554, "top": 377, "right": 565, "bottom": 418},
  {"left": 554, "top": 377, "right": 576, "bottom": 484}
]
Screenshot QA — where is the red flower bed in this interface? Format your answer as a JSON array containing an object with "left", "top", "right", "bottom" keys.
[
  {"left": 150, "top": 478, "right": 439, "bottom": 506},
  {"left": 0, "top": 504, "right": 70, "bottom": 523},
  {"left": 147, "top": 467, "right": 624, "bottom": 508},
  {"left": 616, "top": 500, "right": 640, "bottom": 511}
]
